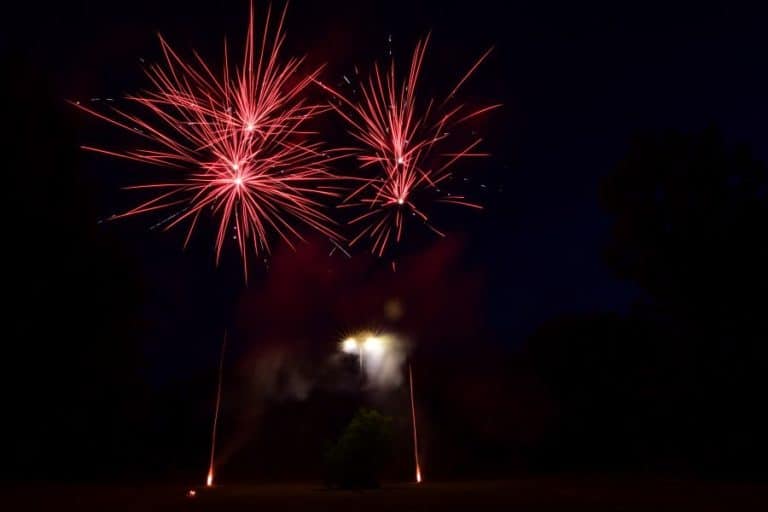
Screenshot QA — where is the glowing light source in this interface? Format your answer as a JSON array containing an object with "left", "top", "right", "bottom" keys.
[
  {"left": 206, "top": 470, "right": 213, "bottom": 487},
  {"left": 342, "top": 337, "right": 359, "bottom": 353},
  {"left": 233, "top": 177, "right": 244, "bottom": 187},
  {"left": 363, "top": 336, "right": 384, "bottom": 355},
  {"left": 340, "top": 332, "right": 394, "bottom": 376},
  {"left": 187, "top": 489, "right": 197, "bottom": 498}
]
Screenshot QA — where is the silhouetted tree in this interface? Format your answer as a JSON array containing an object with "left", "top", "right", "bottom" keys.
[
  {"left": 602, "top": 128, "right": 767, "bottom": 312},
  {"left": 529, "top": 129, "right": 768, "bottom": 476},
  {"left": 601, "top": 128, "right": 768, "bottom": 474}
]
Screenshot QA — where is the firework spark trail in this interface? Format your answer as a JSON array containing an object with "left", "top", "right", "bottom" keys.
[
  {"left": 317, "top": 36, "right": 500, "bottom": 256},
  {"left": 207, "top": 331, "right": 227, "bottom": 487},
  {"left": 74, "top": 3, "right": 343, "bottom": 278},
  {"left": 409, "top": 363, "right": 422, "bottom": 483}
]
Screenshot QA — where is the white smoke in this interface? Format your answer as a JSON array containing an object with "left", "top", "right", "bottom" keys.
[
  {"left": 246, "top": 333, "right": 410, "bottom": 401},
  {"left": 340, "top": 333, "right": 409, "bottom": 391},
  {"left": 250, "top": 349, "right": 314, "bottom": 401},
  {"left": 362, "top": 334, "right": 408, "bottom": 390}
]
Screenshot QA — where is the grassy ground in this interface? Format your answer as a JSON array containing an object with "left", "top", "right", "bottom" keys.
[{"left": 6, "top": 477, "right": 767, "bottom": 511}]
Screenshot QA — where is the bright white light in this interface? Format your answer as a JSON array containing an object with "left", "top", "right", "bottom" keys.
[
  {"left": 397, "top": 156, "right": 404, "bottom": 165},
  {"left": 342, "top": 337, "right": 359, "bottom": 353},
  {"left": 245, "top": 122, "right": 255, "bottom": 132},
  {"left": 233, "top": 177, "right": 243, "bottom": 187},
  {"left": 338, "top": 332, "right": 405, "bottom": 389},
  {"left": 232, "top": 163, "right": 240, "bottom": 171},
  {"left": 363, "top": 336, "right": 384, "bottom": 355},
  {"left": 397, "top": 198, "right": 404, "bottom": 205}
]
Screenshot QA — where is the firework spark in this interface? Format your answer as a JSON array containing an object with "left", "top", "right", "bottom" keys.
[
  {"left": 206, "top": 332, "right": 227, "bottom": 488},
  {"left": 75, "top": 3, "right": 342, "bottom": 278},
  {"left": 409, "top": 363, "right": 422, "bottom": 483},
  {"left": 318, "top": 36, "right": 500, "bottom": 256}
]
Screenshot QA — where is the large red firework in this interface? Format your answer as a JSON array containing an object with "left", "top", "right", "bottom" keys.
[
  {"left": 318, "top": 36, "right": 500, "bottom": 257},
  {"left": 75, "top": 4, "right": 342, "bottom": 278}
]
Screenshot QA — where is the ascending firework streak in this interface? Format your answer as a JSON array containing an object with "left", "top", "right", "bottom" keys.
[
  {"left": 74, "top": 3, "right": 343, "bottom": 278},
  {"left": 318, "top": 36, "right": 500, "bottom": 256},
  {"left": 207, "top": 331, "right": 227, "bottom": 487},
  {"left": 408, "top": 363, "right": 422, "bottom": 483}
]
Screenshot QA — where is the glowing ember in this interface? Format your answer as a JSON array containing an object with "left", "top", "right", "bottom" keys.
[
  {"left": 318, "top": 36, "right": 499, "bottom": 256},
  {"left": 74, "top": 3, "right": 343, "bottom": 278},
  {"left": 206, "top": 470, "right": 213, "bottom": 488},
  {"left": 187, "top": 489, "right": 197, "bottom": 497}
]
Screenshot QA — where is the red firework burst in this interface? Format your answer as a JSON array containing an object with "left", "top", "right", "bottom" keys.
[
  {"left": 318, "top": 36, "right": 500, "bottom": 257},
  {"left": 74, "top": 3, "right": 342, "bottom": 278}
]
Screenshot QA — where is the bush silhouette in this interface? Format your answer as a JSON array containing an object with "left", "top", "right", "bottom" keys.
[{"left": 325, "top": 408, "right": 394, "bottom": 489}]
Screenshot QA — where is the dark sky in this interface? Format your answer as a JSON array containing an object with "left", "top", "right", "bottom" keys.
[
  {"left": 3, "top": 0, "right": 767, "bottom": 480},
  {"left": 9, "top": 1, "right": 766, "bottom": 350}
]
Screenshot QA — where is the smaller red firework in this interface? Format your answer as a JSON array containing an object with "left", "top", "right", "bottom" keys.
[{"left": 318, "top": 35, "right": 500, "bottom": 256}]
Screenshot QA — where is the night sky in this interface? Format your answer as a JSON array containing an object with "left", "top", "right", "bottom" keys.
[{"left": 4, "top": 0, "right": 767, "bottom": 482}]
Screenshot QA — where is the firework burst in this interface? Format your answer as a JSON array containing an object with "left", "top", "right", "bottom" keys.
[
  {"left": 75, "top": 3, "right": 342, "bottom": 278},
  {"left": 318, "top": 36, "right": 500, "bottom": 257}
]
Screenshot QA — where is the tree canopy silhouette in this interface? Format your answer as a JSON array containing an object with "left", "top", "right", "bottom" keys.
[{"left": 529, "top": 129, "right": 767, "bottom": 475}]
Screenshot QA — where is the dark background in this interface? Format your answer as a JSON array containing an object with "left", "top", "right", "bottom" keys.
[{"left": 2, "top": 0, "right": 767, "bottom": 483}]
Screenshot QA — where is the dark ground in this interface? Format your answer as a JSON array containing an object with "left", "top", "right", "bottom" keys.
[{"left": 6, "top": 477, "right": 767, "bottom": 512}]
